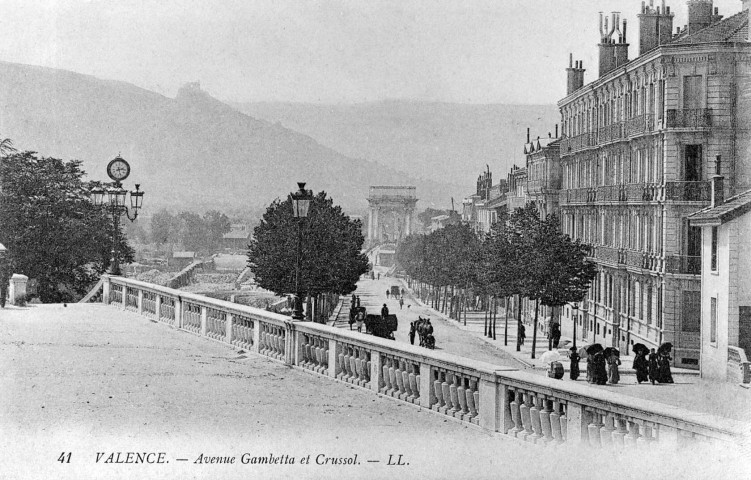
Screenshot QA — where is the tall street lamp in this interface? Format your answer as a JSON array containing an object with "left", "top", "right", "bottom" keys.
[
  {"left": 290, "top": 182, "right": 312, "bottom": 321},
  {"left": 571, "top": 302, "right": 579, "bottom": 349},
  {"left": 89, "top": 155, "right": 144, "bottom": 276}
]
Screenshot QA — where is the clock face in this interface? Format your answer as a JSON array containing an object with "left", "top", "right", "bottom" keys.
[{"left": 106, "top": 157, "right": 130, "bottom": 181}]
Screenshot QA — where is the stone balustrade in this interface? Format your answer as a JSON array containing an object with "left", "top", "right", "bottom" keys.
[{"left": 100, "top": 275, "right": 748, "bottom": 448}]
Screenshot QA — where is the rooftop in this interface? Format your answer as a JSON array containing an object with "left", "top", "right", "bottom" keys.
[
  {"left": 689, "top": 187, "right": 751, "bottom": 226},
  {"left": 672, "top": 9, "right": 749, "bottom": 45}
]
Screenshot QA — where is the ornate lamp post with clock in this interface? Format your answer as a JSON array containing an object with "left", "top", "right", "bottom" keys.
[{"left": 89, "top": 155, "right": 144, "bottom": 275}]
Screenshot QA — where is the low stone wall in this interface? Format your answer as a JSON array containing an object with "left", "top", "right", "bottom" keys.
[{"left": 102, "top": 275, "right": 748, "bottom": 448}]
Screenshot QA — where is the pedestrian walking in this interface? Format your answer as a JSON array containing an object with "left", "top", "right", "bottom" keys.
[
  {"left": 648, "top": 348, "right": 659, "bottom": 385},
  {"left": 409, "top": 321, "right": 416, "bottom": 345},
  {"left": 657, "top": 343, "right": 674, "bottom": 384},
  {"left": 356, "top": 309, "right": 365, "bottom": 333},
  {"left": 518, "top": 324, "right": 526, "bottom": 345},
  {"left": 399, "top": 297, "right": 404, "bottom": 309},
  {"left": 401, "top": 288, "right": 405, "bottom": 298},
  {"left": 385, "top": 289, "right": 390, "bottom": 299},
  {"left": 592, "top": 351, "right": 608, "bottom": 385},
  {"left": 356, "top": 295, "right": 361, "bottom": 308},
  {"left": 606, "top": 349, "right": 621, "bottom": 385},
  {"left": 569, "top": 346, "right": 580, "bottom": 380},
  {"left": 551, "top": 323, "right": 561, "bottom": 349},
  {"left": 381, "top": 303, "right": 389, "bottom": 319},
  {"left": 632, "top": 344, "right": 649, "bottom": 383}
]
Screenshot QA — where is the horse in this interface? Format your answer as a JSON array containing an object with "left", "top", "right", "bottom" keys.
[{"left": 415, "top": 316, "right": 435, "bottom": 349}]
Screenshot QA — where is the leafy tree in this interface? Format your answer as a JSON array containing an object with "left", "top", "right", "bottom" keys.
[
  {"left": 0, "top": 151, "right": 133, "bottom": 302},
  {"left": 203, "top": 210, "right": 231, "bottom": 252},
  {"left": 150, "top": 209, "right": 178, "bottom": 245},
  {"left": 176, "top": 211, "right": 206, "bottom": 251},
  {"left": 248, "top": 190, "right": 368, "bottom": 310}
]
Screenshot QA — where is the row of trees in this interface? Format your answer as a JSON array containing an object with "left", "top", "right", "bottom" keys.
[
  {"left": 0, "top": 146, "right": 133, "bottom": 302},
  {"left": 150, "top": 209, "right": 232, "bottom": 252},
  {"left": 248, "top": 190, "right": 369, "bottom": 322},
  {"left": 397, "top": 204, "right": 597, "bottom": 358}
]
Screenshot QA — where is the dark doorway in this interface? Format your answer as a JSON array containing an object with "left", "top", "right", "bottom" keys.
[
  {"left": 739, "top": 307, "right": 751, "bottom": 358},
  {"left": 684, "top": 144, "right": 702, "bottom": 182},
  {"left": 687, "top": 225, "right": 702, "bottom": 257}
]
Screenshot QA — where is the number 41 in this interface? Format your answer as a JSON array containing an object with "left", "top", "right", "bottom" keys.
[{"left": 57, "top": 452, "right": 71, "bottom": 464}]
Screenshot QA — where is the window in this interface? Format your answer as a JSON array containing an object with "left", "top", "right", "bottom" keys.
[
  {"left": 683, "top": 75, "right": 703, "bottom": 110},
  {"left": 711, "top": 226, "right": 718, "bottom": 271},
  {"left": 682, "top": 291, "right": 701, "bottom": 333},
  {"left": 684, "top": 144, "right": 702, "bottom": 182},
  {"left": 710, "top": 297, "right": 717, "bottom": 344}
]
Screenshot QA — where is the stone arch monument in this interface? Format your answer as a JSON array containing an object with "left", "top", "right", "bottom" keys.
[{"left": 367, "top": 186, "right": 418, "bottom": 247}]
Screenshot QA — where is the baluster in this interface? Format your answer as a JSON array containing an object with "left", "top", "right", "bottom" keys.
[
  {"left": 550, "top": 400, "right": 563, "bottom": 443},
  {"left": 520, "top": 392, "right": 534, "bottom": 441},
  {"left": 637, "top": 424, "right": 655, "bottom": 447},
  {"left": 441, "top": 374, "right": 452, "bottom": 415},
  {"left": 510, "top": 389, "right": 524, "bottom": 437},
  {"left": 539, "top": 398, "right": 554, "bottom": 444},
  {"left": 349, "top": 352, "right": 358, "bottom": 383},
  {"left": 408, "top": 368, "right": 418, "bottom": 403},
  {"left": 388, "top": 360, "right": 397, "bottom": 396},
  {"left": 600, "top": 414, "right": 615, "bottom": 448},
  {"left": 401, "top": 368, "right": 411, "bottom": 401},
  {"left": 612, "top": 417, "right": 628, "bottom": 447},
  {"left": 456, "top": 377, "right": 468, "bottom": 420},
  {"left": 626, "top": 421, "right": 641, "bottom": 446},
  {"left": 529, "top": 394, "right": 544, "bottom": 443},
  {"left": 465, "top": 378, "right": 478, "bottom": 421},
  {"left": 588, "top": 412, "right": 603, "bottom": 447},
  {"left": 432, "top": 371, "right": 444, "bottom": 412},
  {"left": 394, "top": 361, "right": 405, "bottom": 399},
  {"left": 365, "top": 356, "right": 371, "bottom": 385},
  {"left": 473, "top": 384, "right": 480, "bottom": 423},
  {"left": 343, "top": 347, "right": 353, "bottom": 381},
  {"left": 337, "top": 346, "right": 346, "bottom": 380},
  {"left": 448, "top": 374, "right": 460, "bottom": 416},
  {"left": 381, "top": 359, "right": 391, "bottom": 393}
]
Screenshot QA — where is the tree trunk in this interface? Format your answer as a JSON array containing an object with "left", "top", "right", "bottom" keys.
[
  {"left": 532, "top": 299, "right": 540, "bottom": 359},
  {"left": 504, "top": 296, "right": 510, "bottom": 346},
  {"left": 516, "top": 294, "right": 523, "bottom": 352},
  {"left": 492, "top": 296, "right": 497, "bottom": 340},
  {"left": 484, "top": 298, "right": 489, "bottom": 336}
]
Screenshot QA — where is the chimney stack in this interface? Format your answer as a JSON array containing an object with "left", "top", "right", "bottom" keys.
[
  {"left": 687, "top": 0, "right": 713, "bottom": 33},
  {"left": 599, "top": 12, "right": 629, "bottom": 77},
  {"left": 566, "top": 55, "right": 586, "bottom": 94},
  {"left": 711, "top": 155, "right": 724, "bottom": 207},
  {"left": 638, "top": 0, "right": 674, "bottom": 54}
]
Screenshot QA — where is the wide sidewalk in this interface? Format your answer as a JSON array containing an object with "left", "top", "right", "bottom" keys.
[{"left": 342, "top": 269, "right": 751, "bottom": 422}]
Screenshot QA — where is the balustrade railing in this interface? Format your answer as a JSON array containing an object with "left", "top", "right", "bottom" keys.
[
  {"left": 99, "top": 275, "right": 747, "bottom": 448},
  {"left": 666, "top": 109, "right": 711, "bottom": 129},
  {"left": 664, "top": 181, "right": 711, "bottom": 202},
  {"left": 125, "top": 287, "right": 138, "bottom": 311}
]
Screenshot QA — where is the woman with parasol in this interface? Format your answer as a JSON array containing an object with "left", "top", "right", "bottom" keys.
[
  {"left": 605, "top": 347, "right": 621, "bottom": 384},
  {"left": 657, "top": 342, "right": 674, "bottom": 383},
  {"left": 586, "top": 344, "right": 607, "bottom": 385},
  {"left": 632, "top": 343, "right": 650, "bottom": 384},
  {"left": 568, "top": 346, "right": 581, "bottom": 380}
]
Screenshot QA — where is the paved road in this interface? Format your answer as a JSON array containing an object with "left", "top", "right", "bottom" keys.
[
  {"left": 0, "top": 303, "right": 745, "bottom": 479},
  {"left": 343, "top": 270, "right": 751, "bottom": 422}
]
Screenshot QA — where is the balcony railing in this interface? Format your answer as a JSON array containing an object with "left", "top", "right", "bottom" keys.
[
  {"left": 625, "top": 114, "right": 655, "bottom": 137},
  {"left": 560, "top": 132, "right": 595, "bottom": 154},
  {"left": 665, "top": 255, "right": 701, "bottom": 275},
  {"left": 665, "top": 109, "right": 711, "bottom": 129},
  {"left": 664, "top": 181, "right": 711, "bottom": 202},
  {"left": 97, "top": 275, "right": 744, "bottom": 447}
]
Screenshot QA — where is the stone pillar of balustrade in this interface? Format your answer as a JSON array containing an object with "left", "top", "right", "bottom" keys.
[
  {"left": 200, "top": 306, "right": 208, "bottom": 336},
  {"left": 419, "top": 363, "right": 432, "bottom": 408},
  {"left": 370, "top": 351, "right": 382, "bottom": 393},
  {"left": 155, "top": 295, "right": 162, "bottom": 322},
  {"left": 174, "top": 296, "right": 182, "bottom": 328},
  {"left": 565, "top": 402, "right": 586, "bottom": 444},
  {"left": 294, "top": 330, "right": 305, "bottom": 366},
  {"left": 252, "top": 319, "right": 261, "bottom": 353},
  {"left": 225, "top": 313, "right": 233, "bottom": 344},
  {"left": 328, "top": 339, "right": 338, "bottom": 378},
  {"left": 478, "top": 374, "right": 508, "bottom": 433},
  {"left": 137, "top": 290, "right": 144, "bottom": 315},
  {"left": 102, "top": 275, "right": 111, "bottom": 305},
  {"left": 121, "top": 285, "right": 127, "bottom": 310}
]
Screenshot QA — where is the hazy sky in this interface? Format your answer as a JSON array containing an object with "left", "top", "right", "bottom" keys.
[{"left": 0, "top": 0, "right": 742, "bottom": 104}]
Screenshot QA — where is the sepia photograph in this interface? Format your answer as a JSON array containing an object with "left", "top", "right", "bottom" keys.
[{"left": 0, "top": 0, "right": 750, "bottom": 478}]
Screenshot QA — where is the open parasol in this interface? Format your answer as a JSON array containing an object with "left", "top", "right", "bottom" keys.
[
  {"left": 578, "top": 346, "right": 589, "bottom": 359},
  {"left": 658, "top": 342, "right": 673, "bottom": 354},
  {"left": 540, "top": 350, "right": 561, "bottom": 365},
  {"left": 632, "top": 343, "right": 649, "bottom": 355},
  {"left": 585, "top": 343, "right": 604, "bottom": 355}
]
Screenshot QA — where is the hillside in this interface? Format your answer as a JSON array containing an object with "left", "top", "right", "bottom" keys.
[
  {"left": 0, "top": 61, "right": 464, "bottom": 214},
  {"left": 231, "top": 100, "right": 561, "bottom": 188}
]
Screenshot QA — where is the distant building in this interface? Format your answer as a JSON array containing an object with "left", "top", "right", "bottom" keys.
[
  {"left": 689, "top": 180, "right": 751, "bottom": 383},
  {"left": 222, "top": 224, "right": 252, "bottom": 250},
  {"left": 430, "top": 214, "right": 451, "bottom": 232},
  {"left": 524, "top": 130, "right": 561, "bottom": 219}
]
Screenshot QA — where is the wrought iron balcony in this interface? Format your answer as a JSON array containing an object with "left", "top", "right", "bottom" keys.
[
  {"left": 560, "top": 132, "right": 595, "bottom": 155},
  {"left": 665, "top": 255, "right": 701, "bottom": 275},
  {"left": 664, "top": 181, "right": 711, "bottom": 202},
  {"left": 625, "top": 114, "right": 655, "bottom": 137},
  {"left": 665, "top": 109, "right": 711, "bottom": 129}
]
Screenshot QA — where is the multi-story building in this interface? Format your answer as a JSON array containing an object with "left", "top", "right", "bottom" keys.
[
  {"left": 506, "top": 165, "right": 528, "bottom": 213},
  {"left": 462, "top": 169, "right": 508, "bottom": 233},
  {"left": 556, "top": 0, "right": 750, "bottom": 367},
  {"left": 524, "top": 130, "right": 562, "bottom": 218}
]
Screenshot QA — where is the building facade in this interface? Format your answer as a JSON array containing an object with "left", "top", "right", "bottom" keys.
[{"left": 556, "top": 1, "right": 751, "bottom": 367}]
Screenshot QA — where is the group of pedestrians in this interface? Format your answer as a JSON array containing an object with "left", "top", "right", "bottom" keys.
[
  {"left": 632, "top": 344, "right": 674, "bottom": 385},
  {"left": 566, "top": 342, "right": 674, "bottom": 386},
  {"left": 386, "top": 288, "right": 406, "bottom": 309}
]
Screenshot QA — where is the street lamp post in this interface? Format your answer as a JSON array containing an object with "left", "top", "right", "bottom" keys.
[
  {"left": 571, "top": 302, "right": 579, "bottom": 349},
  {"left": 290, "top": 182, "right": 312, "bottom": 321},
  {"left": 89, "top": 156, "right": 144, "bottom": 276}
]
